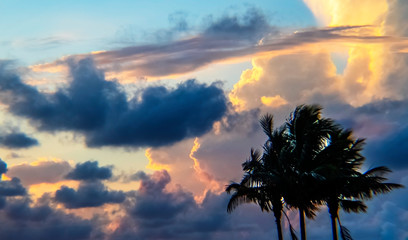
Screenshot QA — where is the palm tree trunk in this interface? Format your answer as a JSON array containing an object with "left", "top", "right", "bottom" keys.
[
  {"left": 276, "top": 216, "right": 283, "bottom": 240},
  {"left": 328, "top": 200, "right": 339, "bottom": 240},
  {"left": 330, "top": 214, "right": 338, "bottom": 240},
  {"left": 273, "top": 206, "right": 284, "bottom": 240},
  {"left": 299, "top": 208, "right": 307, "bottom": 240}
]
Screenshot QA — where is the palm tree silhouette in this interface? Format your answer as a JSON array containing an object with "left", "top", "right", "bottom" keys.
[
  {"left": 306, "top": 125, "right": 404, "bottom": 240},
  {"left": 226, "top": 115, "right": 296, "bottom": 240},
  {"left": 226, "top": 148, "right": 288, "bottom": 240},
  {"left": 282, "top": 105, "right": 335, "bottom": 240},
  {"left": 227, "top": 104, "right": 403, "bottom": 240}
]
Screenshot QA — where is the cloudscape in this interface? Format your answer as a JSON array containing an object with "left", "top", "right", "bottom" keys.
[{"left": 0, "top": 1, "right": 407, "bottom": 239}]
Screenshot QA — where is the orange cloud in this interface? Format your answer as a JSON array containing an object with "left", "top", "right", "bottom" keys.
[
  {"left": 145, "top": 148, "right": 171, "bottom": 172},
  {"left": 261, "top": 95, "right": 288, "bottom": 108},
  {"left": 189, "top": 138, "right": 222, "bottom": 203},
  {"left": 302, "top": 0, "right": 392, "bottom": 105}
]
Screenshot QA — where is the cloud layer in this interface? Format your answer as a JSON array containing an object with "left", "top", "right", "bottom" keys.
[{"left": 0, "top": 58, "right": 227, "bottom": 148}]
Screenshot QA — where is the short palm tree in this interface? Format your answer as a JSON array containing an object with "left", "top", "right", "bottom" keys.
[
  {"left": 226, "top": 149, "right": 286, "bottom": 240},
  {"left": 311, "top": 126, "right": 404, "bottom": 240},
  {"left": 226, "top": 115, "right": 296, "bottom": 240}
]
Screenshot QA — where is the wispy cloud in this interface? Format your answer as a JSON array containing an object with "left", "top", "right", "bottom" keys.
[{"left": 30, "top": 7, "right": 405, "bottom": 81}]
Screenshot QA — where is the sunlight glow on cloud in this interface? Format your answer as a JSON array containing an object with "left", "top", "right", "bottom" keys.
[
  {"left": 229, "top": 59, "right": 263, "bottom": 111},
  {"left": 6, "top": 158, "right": 72, "bottom": 186},
  {"left": 260, "top": 95, "right": 288, "bottom": 108},
  {"left": 145, "top": 148, "right": 171, "bottom": 172},
  {"left": 189, "top": 138, "right": 222, "bottom": 203},
  {"left": 303, "top": 0, "right": 391, "bottom": 105}
]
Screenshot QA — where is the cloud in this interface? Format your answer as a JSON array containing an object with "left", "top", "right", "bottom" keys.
[
  {"left": 229, "top": 52, "right": 340, "bottom": 111},
  {"left": 5, "top": 152, "right": 23, "bottom": 159},
  {"left": 0, "top": 158, "right": 7, "bottom": 175},
  {"left": 4, "top": 198, "right": 52, "bottom": 221},
  {"left": 109, "top": 169, "right": 297, "bottom": 240},
  {"left": 316, "top": 98, "right": 408, "bottom": 169},
  {"left": 216, "top": 107, "right": 261, "bottom": 135},
  {"left": 0, "top": 197, "right": 96, "bottom": 240},
  {"left": 0, "top": 178, "right": 26, "bottom": 197},
  {"left": 90, "top": 25, "right": 393, "bottom": 79},
  {"left": 66, "top": 161, "right": 112, "bottom": 181},
  {"left": 0, "top": 132, "right": 39, "bottom": 149},
  {"left": 141, "top": 108, "right": 264, "bottom": 199},
  {"left": 54, "top": 181, "right": 125, "bottom": 209},
  {"left": 128, "top": 170, "right": 195, "bottom": 223},
  {"left": 2, "top": 36, "right": 72, "bottom": 51},
  {"left": 364, "top": 125, "right": 408, "bottom": 169},
  {"left": 0, "top": 58, "right": 227, "bottom": 148},
  {"left": 31, "top": 8, "right": 397, "bottom": 80},
  {"left": 109, "top": 170, "right": 231, "bottom": 240},
  {"left": 384, "top": 0, "right": 408, "bottom": 37},
  {"left": 203, "top": 8, "right": 275, "bottom": 41},
  {"left": 7, "top": 160, "right": 72, "bottom": 186}
]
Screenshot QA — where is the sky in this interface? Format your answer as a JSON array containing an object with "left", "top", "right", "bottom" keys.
[{"left": 0, "top": 0, "right": 407, "bottom": 239}]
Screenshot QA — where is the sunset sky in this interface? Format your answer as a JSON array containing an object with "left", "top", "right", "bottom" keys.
[{"left": 0, "top": 0, "right": 407, "bottom": 239}]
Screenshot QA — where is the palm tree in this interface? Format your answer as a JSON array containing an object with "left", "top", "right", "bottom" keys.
[
  {"left": 226, "top": 149, "right": 286, "bottom": 240},
  {"left": 310, "top": 126, "right": 404, "bottom": 240},
  {"left": 226, "top": 115, "right": 297, "bottom": 240},
  {"left": 335, "top": 166, "right": 403, "bottom": 240},
  {"left": 227, "top": 104, "right": 404, "bottom": 240},
  {"left": 283, "top": 104, "right": 336, "bottom": 240}
]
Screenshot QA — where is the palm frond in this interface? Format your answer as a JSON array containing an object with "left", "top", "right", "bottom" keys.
[
  {"left": 363, "top": 166, "right": 391, "bottom": 177},
  {"left": 226, "top": 183, "right": 269, "bottom": 213},
  {"left": 290, "top": 224, "right": 299, "bottom": 240},
  {"left": 339, "top": 199, "right": 367, "bottom": 213},
  {"left": 260, "top": 114, "right": 274, "bottom": 139},
  {"left": 282, "top": 208, "right": 298, "bottom": 240},
  {"left": 339, "top": 225, "right": 353, "bottom": 240},
  {"left": 242, "top": 148, "right": 262, "bottom": 171}
]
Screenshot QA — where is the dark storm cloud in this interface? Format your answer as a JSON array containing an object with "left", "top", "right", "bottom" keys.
[
  {"left": 55, "top": 181, "right": 125, "bottom": 209},
  {"left": 0, "top": 197, "right": 96, "bottom": 240},
  {"left": 364, "top": 126, "right": 408, "bottom": 169},
  {"left": 4, "top": 199, "right": 52, "bottom": 221},
  {"left": 66, "top": 161, "right": 112, "bottom": 181},
  {"left": 128, "top": 171, "right": 195, "bottom": 224},
  {"left": 0, "top": 132, "right": 39, "bottom": 149},
  {"left": 7, "top": 160, "right": 72, "bottom": 186},
  {"left": 319, "top": 98, "right": 408, "bottom": 169},
  {"left": 219, "top": 107, "right": 261, "bottom": 134},
  {"left": 109, "top": 170, "right": 232, "bottom": 240},
  {"left": 0, "top": 158, "right": 7, "bottom": 175},
  {"left": 0, "top": 178, "right": 26, "bottom": 197},
  {"left": 0, "top": 58, "right": 227, "bottom": 148}
]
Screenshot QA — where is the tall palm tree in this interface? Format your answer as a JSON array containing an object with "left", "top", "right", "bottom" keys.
[
  {"left": 311, "top": 128, "right": 366, "bottom": 240},
  {"left": 283, "top": 104, "right": 336, "bottom": 240}
]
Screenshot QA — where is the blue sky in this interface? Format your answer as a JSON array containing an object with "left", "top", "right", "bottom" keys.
[
  {"left": 0, "top": 0, "right": 316, "bottom": 64},
  {"left": 0, "top": 0, "right": 407, "bottom": 239}
]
